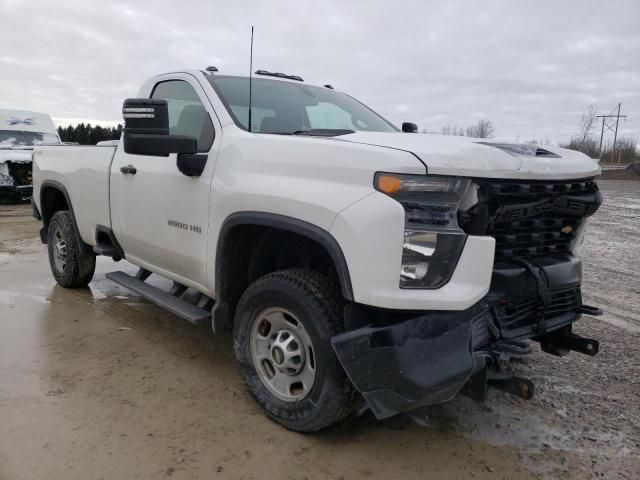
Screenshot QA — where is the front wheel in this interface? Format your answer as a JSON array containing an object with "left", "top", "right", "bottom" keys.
[
  {"left": 233, "top": 269, "right": 357, "bottom": 432},
  {"left": 47, "top": 210, "right": 96, "bottom": 288}
]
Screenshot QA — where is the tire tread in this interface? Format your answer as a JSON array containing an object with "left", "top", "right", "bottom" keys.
[
  {"left": 48, "top": 210, "right": 96, "bottom": 288},
  {"left": 234, "top": 268, "right": 358, "bottom": 432}
]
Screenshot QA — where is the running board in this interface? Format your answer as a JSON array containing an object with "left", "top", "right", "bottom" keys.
[{"left": 105, "top": 270, "right": 211, "bottom": 325}]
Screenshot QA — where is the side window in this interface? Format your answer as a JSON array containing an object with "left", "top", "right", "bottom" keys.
[{"left": 151, "top": 80, "right": 215, "bottom": 153}]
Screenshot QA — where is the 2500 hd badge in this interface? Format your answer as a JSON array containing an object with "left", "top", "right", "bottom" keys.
[{"left": 168, "top": 219, "right": 201, "bottom": 234}]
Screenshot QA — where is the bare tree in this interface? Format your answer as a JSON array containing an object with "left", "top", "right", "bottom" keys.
[
  {"left": 578, "top": 105, "right": 597, "bottom": 146},
  {"left": 560, "top": 105, "right": 602, "bottom": 159},
  {"left": 441, "top": 120, "right": 495, "bottom": 138},
  {"left": 441, "top": 124, "right": 465, "bottom": 136},
  {"left": 466, "top": 119, "right": 496, "bottom": 138}
]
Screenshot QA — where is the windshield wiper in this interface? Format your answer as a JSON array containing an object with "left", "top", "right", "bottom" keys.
[{"left": 290, "top": 129, "right": 355, "bottom": 137}]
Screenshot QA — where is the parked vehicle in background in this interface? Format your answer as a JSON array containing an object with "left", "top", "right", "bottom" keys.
[
  {"left": 0, "top": 109, "right": 61, "bottom": 202},
  {"left": 32, "top": 68, "right": 603, "bottom": 432}
]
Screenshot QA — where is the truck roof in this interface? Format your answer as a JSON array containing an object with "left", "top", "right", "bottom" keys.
[
  {"left": 0, "top": 109, "right": 58, "bottom": 134},
  {"left": 143, "top": 68, "right": 332, "bottom": 91}
]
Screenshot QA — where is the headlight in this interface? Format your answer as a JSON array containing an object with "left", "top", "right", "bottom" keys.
[
  {"left": 374, "top": 173, "right": 471, "bottom": 289},
  {"left": 0, "top": 173, "right": 15, "bottom": 187}
]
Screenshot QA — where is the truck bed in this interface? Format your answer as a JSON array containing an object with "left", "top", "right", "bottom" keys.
[{"left": 33, "top": 144, "right": 117, "bottom": 245}]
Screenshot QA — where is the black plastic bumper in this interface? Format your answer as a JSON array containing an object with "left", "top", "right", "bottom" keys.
[
  {"left": 331, "top": 254, "right": 598, "bottom": 419},
  {"left": 332, "top": 305, "right": 491, "bottom": 419},
  {"left": 0, "top": 184, "right": 32, "bottom": 199}
]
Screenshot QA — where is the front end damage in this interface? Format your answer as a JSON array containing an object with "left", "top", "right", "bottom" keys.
[
  {"left": 332, "top": 177, "right": 603, "bottom": 419},
  {"left": 0, "top": 152, "right": 34, "bottom": 202}
]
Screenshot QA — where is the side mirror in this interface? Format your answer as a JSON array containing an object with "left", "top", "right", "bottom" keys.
[
  {"left": 122, "top": 98, "right": 197, "bottom": 156},
  {"left": 402, "top": 122, "right": 418, "bottom": 133}
]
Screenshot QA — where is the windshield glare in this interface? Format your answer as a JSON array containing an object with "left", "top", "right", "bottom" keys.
[
  {"left": 0, "top": 130, "right": 60, "bottom": 147},
  {"left": 209, "top": 76, "right": 397, "bottom": 135}
]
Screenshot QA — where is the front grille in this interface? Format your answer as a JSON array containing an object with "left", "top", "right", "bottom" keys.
[
  {"left": 475, "top": 179, "right": 600, "bottom": 260},
  {"left": 492, "top": 287, "right": 582, "bottom": 335}
]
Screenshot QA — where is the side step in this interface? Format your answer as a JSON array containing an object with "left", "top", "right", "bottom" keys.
[{"left": 106, "top": 270, "right": 211, "bottom": 326}]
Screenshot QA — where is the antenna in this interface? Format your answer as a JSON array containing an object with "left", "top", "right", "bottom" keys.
[{"left": 248, "top": 26, "right": 254, "bottom": 133}]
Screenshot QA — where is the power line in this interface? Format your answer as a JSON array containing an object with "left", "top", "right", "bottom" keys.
[{"left": 596, "top": 103, "right": 627, "bottom": 161}]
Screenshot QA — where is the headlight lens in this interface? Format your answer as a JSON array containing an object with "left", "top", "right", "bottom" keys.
[{"left": 375, "top": 173, "right": 471, "bottom": 289}]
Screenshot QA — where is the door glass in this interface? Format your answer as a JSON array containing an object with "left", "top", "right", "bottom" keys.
[{"left": 151, "top": 80, "right": 215, "bottom": 152}]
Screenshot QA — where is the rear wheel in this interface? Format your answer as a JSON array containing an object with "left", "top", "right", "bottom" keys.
[
  {"left": 47, "top": 210, "right": 96, "bottom": 288},
  {"left": 233, "top": 269, "right": 357, "bottom": 432}
]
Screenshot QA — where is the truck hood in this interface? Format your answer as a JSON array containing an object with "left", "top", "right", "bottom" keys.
[
  {"left": 0, "top": 148, "right": 33, "bottom": 164},
  {"left": 336, "top": 132, "right": 601, "bottom": 180}
]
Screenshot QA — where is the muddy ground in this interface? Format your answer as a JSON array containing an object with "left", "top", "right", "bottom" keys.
[{"left": 0, "top": 180, "right": 638, "bottom": 480}]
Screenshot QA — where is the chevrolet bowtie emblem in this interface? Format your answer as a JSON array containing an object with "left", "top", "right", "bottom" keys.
[{"left": 561, "top": 225, "right": 574, "bottom": 234}]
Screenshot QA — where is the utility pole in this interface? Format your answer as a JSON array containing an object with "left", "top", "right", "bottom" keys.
[{"left": 596, "top": 103, "right": 627, "bottom": 162}]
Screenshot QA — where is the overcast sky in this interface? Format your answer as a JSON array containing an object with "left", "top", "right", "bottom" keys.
[{"left": 1, "top": 0, "right": 638, "bottom": 144}]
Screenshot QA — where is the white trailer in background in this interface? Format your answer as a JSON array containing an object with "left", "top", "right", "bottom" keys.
[{"left": 0, "top": 109, "right": 61, "bottom": 201}]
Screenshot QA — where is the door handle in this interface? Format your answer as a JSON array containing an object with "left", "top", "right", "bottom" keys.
[{"left": 120, "top": 165, "right": 137, "bottom": 175}]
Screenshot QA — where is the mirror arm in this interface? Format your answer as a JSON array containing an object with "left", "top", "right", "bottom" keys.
[{"left": 177, "top": 153, "right": 208, "bottom": 177}]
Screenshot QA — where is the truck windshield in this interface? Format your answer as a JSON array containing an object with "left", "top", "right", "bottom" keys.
[
  {"left": 0, "top": 130, "right": 60, "bottom": 148},
  {"left": 208, "top": 75, "right": 397, "bottom": 135}
]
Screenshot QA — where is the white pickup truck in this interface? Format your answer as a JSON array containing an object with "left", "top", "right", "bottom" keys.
[{"left": 32, "top": 68, "right": 603, "bottom": 431}]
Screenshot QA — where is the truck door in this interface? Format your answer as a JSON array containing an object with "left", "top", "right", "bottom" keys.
[{"left": 110, "top": 76, "right": 219, "bottom": 292}]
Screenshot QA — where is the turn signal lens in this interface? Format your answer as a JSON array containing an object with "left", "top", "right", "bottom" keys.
[{"left": 375, "top": 175, "right": 402, "bottom": 195}]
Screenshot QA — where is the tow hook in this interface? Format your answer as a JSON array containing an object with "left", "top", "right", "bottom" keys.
[
  {"left": 488, "top": 372, "right": 535, "bottom": 400},
  {"left": 538, "top": 326, "right": 600, "bottom": 357},
  {"left": 462, "top": 365, "right": 535, "bottom": 402}
]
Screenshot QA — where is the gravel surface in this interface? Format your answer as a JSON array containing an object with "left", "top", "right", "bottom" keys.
[{"left": 600, "top": 169, "right": 639, "bottom": 180}]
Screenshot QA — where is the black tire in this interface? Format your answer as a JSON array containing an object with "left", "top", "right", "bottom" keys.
[
  {"left": 233, "top": 269, "right": 358, "bottom": 432},
  {"left": 47, "top": 210, "right": 96, "bottom": 288}
]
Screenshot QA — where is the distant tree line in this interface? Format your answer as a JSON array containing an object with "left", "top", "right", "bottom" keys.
[
  {"left": 57, "top": 123, "right": 123, "bottom": 145},
  {"left": 422, "top": 119, "right": 496, "bottom": 138},
  {"left": 439, "top": 119, "right": 496, "bottom": 138}
]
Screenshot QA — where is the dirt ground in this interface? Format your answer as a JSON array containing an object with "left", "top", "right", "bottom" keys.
[
  {"left": 600, "top": 168, "right": 640, "bottom": 181},
  {"left": 0, "top": 180, "right": 638, "bottom": 480}
]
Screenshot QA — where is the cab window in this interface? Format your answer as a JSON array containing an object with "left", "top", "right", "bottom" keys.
[{"left": 151, "top": 80, "right": 215, "bottom": 152}]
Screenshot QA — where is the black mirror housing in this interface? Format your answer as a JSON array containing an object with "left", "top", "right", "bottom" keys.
[
  {"left": 122, "top": 98, "right": 198, "bottom": 156},
  {"left": 402, "top": 122, "right": 418, "bottom": 133},
  {"left": 122, "top": 98, "right": 170, "bottom": 135}
]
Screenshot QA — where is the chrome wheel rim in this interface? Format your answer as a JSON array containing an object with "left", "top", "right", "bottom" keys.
[
  {"left": 52, "top": 226, "right": 67, "bottom": 273},
  {"left": 250, "top": 307, "right": 316, "bottom": 402}
]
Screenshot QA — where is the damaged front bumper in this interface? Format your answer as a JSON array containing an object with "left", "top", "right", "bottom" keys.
[
  {"left": 331, "top": 254, "right": 601, "bottom": 420},
  {"left": 0, "top": 173, "right": 32, "bottom": 199}
]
